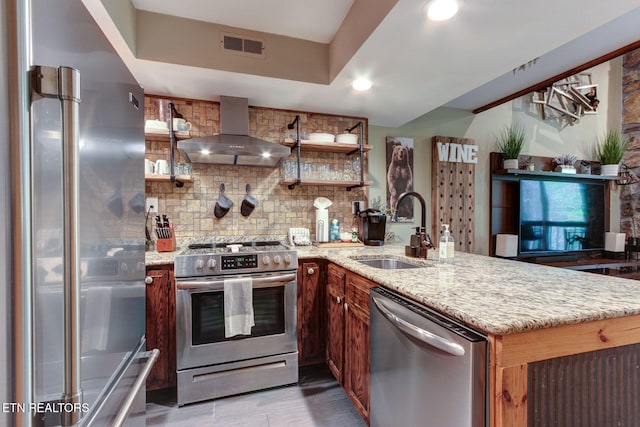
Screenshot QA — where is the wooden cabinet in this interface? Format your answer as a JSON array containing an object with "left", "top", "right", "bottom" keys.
[
  {"left": 325, "top": 263, "right": 376, "bottom": 424},
  {"left": 344, "top": 273, "right": 376, "bottom": 423},
  {"left": 325, "top": 263, "right": 346, "bottom": 382},
  {"left": 145, "top": 265, "right": 176, "bottom": 391},
  {"left": 489, "top": 152, "right": 614, "bottom": 256},
  {"left": 297, "top": 261, "right": 325, "bottom": 366}
]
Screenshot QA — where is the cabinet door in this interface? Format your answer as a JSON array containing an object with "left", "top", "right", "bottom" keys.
[
  {"left": 145, "top": 267, "right": 176, "bottom": 391},
  {"left": 344, "top": 272, "right": 376, "bottom": 423},
  {"left": 344, "top": 303, "right": 370, "bottom": 423},
  {"left": 297, "top": 262, "right": 325, "bottom": 365},
  {"left": 325, "top": 264, "right": 346, "bottom": 383}
]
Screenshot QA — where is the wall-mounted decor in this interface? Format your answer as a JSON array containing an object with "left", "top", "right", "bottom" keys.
[
  {"left": 532, "top": 72, "right": 598, "bottom": 125},
  {"left": 435, "top": 140, "right": 479, "bottom": 163},
  {"left": 386, "top": 137, "right": 414, "bottom": 222},
  {"left": 431, "top": 136, "right": 475, "bottom": 253}
]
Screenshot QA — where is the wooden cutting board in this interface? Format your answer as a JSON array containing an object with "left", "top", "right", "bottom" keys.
[{"left": 313, "top": 241, "right": 364, "bottom": 248}]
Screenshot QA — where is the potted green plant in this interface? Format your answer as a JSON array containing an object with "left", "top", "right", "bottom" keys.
[
  {"left": 495, "top": 122, "right": 526, "bottom": 169},
  {"left": 595, "top": 127, "right": 629, "bottom": 176}
]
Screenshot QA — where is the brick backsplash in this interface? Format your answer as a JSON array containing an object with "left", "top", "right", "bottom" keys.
[{"left": 145, "top": 95, "right": 369, "bottom": 240}]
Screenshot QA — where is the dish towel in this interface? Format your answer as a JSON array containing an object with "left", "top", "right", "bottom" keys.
[{"left": 224, "top": 277, "right": 255, "bottom": 338}]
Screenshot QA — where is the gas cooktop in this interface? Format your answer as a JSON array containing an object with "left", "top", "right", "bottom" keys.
[
  {"left": 174, "top": 240, "right": 297, "bottom": 277},
  {"left": 183, "top": 240, "right": 288, "bottom": 255}
]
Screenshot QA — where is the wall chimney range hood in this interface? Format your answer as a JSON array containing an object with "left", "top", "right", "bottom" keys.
[{"left": 177, "top": 96, "right": 290, "bottom": 167}]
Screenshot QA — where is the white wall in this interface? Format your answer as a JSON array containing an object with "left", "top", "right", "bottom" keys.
[{"left": 369, "top": 59, "right": 623, "bottom": 255}]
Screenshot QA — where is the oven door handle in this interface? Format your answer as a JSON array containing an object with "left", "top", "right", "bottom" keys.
[{"left": 176, "top": 272, "right": 296, "bottom": 290}]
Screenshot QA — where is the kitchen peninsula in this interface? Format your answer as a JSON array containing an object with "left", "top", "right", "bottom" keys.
[{"left": 146, "top": 244, "right": 640, "bottom": 426}]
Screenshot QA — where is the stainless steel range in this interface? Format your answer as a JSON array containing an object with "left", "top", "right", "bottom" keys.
[{"left": 174, "top": 240, "right": 298, "bottom": 406}]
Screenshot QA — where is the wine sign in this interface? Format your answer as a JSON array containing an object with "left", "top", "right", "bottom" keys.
[{"left": 436, "top": 140, "right": 479, "bottom": 163}]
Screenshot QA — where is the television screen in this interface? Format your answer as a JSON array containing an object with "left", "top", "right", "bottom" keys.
[{"left": 519, "top": 179, "right": 605, "bottom": 254}]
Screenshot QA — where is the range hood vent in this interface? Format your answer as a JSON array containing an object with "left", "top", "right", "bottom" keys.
[{"left": 177, "top": 96, "right": 290, "bottom": 167}]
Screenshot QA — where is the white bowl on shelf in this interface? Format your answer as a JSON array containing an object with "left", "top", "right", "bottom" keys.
[
  {"left": 308, "top": 133, "right": 335, "bottom": 143},
  {"left": 335, "top": 133, "right": 358, "bottom": 144}
]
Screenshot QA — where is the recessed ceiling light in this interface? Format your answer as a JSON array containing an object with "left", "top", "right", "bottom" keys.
[
  {"left": 426, "top": 0, "right": 458, "bottom": 21},
  {"left": 352, "top": 78, "right": 372, "bottom": 91}
]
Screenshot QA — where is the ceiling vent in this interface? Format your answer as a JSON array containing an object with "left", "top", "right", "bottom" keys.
[{"left": 221, "top": 32, "right": 265, "bottom": 58}]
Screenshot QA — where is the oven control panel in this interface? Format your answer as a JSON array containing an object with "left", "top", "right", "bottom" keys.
[
  {"left": 175, "top": 249, "right": 298, "bottom": 278},
  {"left": 222, "top": 254, "right": 258, "bottom": 270}
]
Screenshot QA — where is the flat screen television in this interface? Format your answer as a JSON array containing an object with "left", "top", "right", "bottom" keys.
[{"left": 519, "top": 179, "right": 606, "bottom": 255}]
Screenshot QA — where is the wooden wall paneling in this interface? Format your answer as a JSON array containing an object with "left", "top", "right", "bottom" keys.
[
  {"left": 431, "top": 136, "right": 475, "bottom": 253},
  {"left": 495, "top": 363, "right": 528, "bottom": 427},
  {"left": 497, "top": 314, "right": 640, "bottom": 367},
  {"left": 488, "top": 335, "right": 497, "bottom": 427}
]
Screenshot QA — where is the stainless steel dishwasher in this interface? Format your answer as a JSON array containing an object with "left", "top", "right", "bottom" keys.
[{"left": 370, "top": 287, "right": 488, "bottom": 427}]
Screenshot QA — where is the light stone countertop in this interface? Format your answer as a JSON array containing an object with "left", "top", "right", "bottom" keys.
[{"left": 145, "top": 243, "right": 640, "bottom": 336}]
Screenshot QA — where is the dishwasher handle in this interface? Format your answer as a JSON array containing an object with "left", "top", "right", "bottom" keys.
[{"left": 371, "top": 296, "right": 465, "bottom": 357}]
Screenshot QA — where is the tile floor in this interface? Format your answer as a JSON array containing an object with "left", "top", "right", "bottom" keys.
[{"left": 146, "top": 365, "right": 366, "bottom": 427}]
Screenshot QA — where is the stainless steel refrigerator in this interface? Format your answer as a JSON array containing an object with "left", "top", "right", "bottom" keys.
[{"left": 2, "top": 0, "right": 155, "bottom": 426}]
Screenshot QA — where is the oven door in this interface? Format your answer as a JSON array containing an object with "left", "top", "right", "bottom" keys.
[{"left": 176, "top": 271, "right": 297, "bottom": 370}]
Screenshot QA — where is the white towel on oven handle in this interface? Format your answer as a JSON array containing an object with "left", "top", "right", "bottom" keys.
[{"left": 224, "top": 277, "right": 255, "bottom": 338}]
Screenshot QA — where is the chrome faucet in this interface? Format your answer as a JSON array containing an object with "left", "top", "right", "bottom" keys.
[{"left": 393, "top": 191, "right": 434, "bottom": 258}]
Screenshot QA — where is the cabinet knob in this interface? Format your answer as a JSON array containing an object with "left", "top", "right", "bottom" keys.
[
  {"left": 344, "top": 303, "right": 348, "bottom": 311},
  {"left": 307, "top": 267, "right": 315, "bottom": 275},
  {"left": 336, "top": 296, "right": 341, "bottom": 304},
  {"left": 144, "top": 276, "right": 153, "bottom": 285}
]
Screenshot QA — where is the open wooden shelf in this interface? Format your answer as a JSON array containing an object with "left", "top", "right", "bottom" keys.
[
  {"left": 144, "top": 130, "right": 191, "bottom": 141},
  {"left": 497, "top": 168, "right": 619, "bottom": 181},
  {"left": 281, "top": 139, "right": 372, "bottom": 153},
  {"left": 281, "top": 179, "right": 371, "bottom": 188},
  {"left": 145, "top": 174, "right": 193, "bottom": 183}
]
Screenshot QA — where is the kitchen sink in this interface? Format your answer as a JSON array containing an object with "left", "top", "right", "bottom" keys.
[{"left": 355, "top": 257, "right": 422, "bottom": 270}]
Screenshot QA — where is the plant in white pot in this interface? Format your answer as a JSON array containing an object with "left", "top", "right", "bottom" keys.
[
  {"left": 595, "top": 128, "right": 629, "bottom": 176},
  {"left": 495, "top": 122, "right": 526, "bottom": 170}
]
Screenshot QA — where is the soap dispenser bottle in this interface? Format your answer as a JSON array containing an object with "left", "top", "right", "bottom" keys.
[{"left": 439, "top": 224, "right": 455, "bottom": 264}]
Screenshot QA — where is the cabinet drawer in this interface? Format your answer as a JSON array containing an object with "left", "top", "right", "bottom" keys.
[{"left": 346, "top": 273, "right": 376, "bottom": 311}]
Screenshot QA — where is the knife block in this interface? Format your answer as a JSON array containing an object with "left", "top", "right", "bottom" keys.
[{"left": 156, "top": 225, "right": 176, "bottom": 252}]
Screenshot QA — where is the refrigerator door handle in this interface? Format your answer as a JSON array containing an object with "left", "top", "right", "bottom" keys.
[
  {"left": 371, "top": 296, "right": 465, "bottom": 357},
  {"left": 32, "top": 65, "right": 83, "bottom": 426},
  {"left": 112, "top": 349, "right": 160, "bottom": 427}
]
